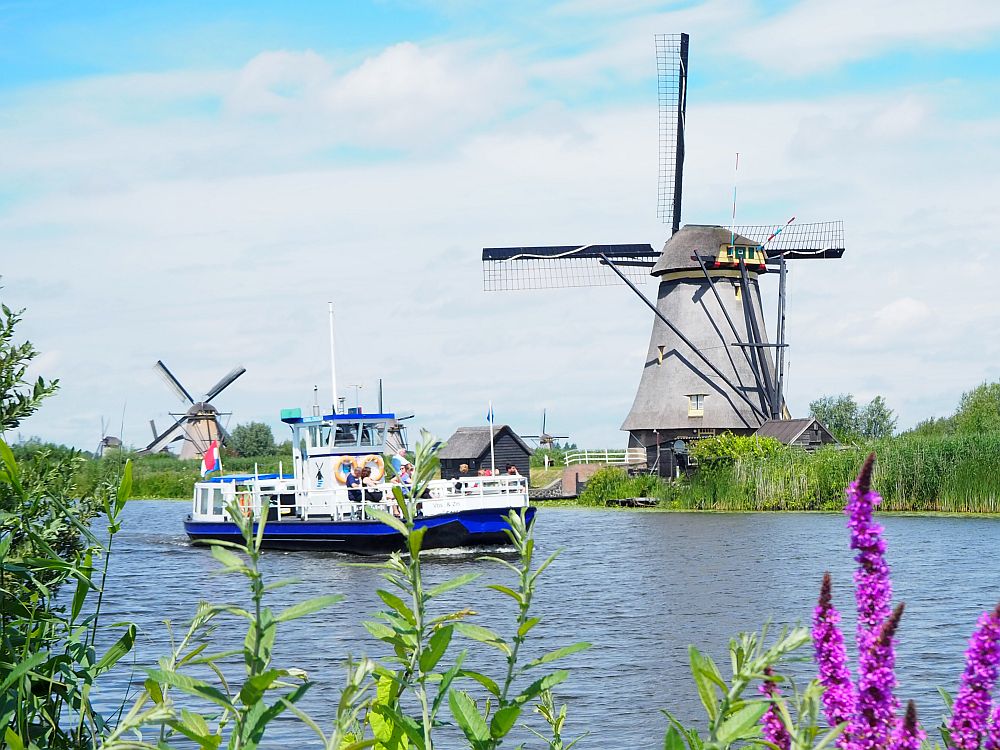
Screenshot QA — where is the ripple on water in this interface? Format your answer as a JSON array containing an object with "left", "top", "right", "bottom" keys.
[{"left": 82, "top": 502, "right": 1000, "bottom": 749}]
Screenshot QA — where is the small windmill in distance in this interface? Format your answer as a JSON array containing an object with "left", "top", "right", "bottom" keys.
[
  {"left": 521, "top": 409, "right": 568, "bottom": 449},
  {"left": 141, "top": 360, "right": 245, "bottom": 459},
  {"left": 95, "top": 417, "right": 121, "bottom": 458}
]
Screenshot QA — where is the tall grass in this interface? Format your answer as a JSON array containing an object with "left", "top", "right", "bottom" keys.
[
  {"left": 578, "top": 467, "right": 674, "bottom": 506},
  {"left": 676, "top": 431, "right": 1000, "bottom": 513}
]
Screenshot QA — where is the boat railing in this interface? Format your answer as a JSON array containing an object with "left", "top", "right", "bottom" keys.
[{"left": 427, "top": 474, "right": 528, "bottom": 500}]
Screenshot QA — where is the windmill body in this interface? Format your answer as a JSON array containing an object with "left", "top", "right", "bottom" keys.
[{"left": 622, "top": 225, "right": 776, "bottom": 452}]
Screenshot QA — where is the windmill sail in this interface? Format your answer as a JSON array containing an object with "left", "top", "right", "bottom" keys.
[
  {"left": 482, "top": 244, "right": 657, "bottom": 291},
  {"left": 656, "top": 33, "right": 688, "bottom": 235}
]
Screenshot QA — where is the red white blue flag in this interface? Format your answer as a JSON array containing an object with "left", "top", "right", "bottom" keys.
[{"left": 201, "top": 440, "right": 221, "bottom": 477}]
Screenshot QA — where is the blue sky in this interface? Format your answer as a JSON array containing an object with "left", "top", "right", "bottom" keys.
[{"left": 3, "top": 0, "right": 1000, "bottom": 450}]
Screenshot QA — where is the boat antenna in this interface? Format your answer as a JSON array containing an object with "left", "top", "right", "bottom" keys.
[
  {"left": 328, "top": 301, "right": 339, "bottom": 414},
  {"left": 313, "top": 385, "right": 320, "bottom": 417}
]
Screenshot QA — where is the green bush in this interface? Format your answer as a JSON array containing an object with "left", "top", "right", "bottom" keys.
[{"left": 578, "top": 467, "right": 674, "bottom": 506}]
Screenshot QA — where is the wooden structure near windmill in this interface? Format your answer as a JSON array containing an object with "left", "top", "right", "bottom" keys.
[{"left": 481, "top": 33, "right": 845, "bottom": 476}]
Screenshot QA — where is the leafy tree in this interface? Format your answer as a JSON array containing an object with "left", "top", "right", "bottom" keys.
[
  {"left": 0, "top": 302, "right": 59, "bottom": 431},
  {"left": 809, "top": 393, "right": 896, "bottom": 441},
  {"left": 954, "top": 381, "right": 1000, "bottom": 434},
  {"left": 689, "top": 432, "right": 784, "bottom": 467},
  {"left": 859, "top": 395, "right": 897, "bottom": 439},
  {"left": 809, "top": 394, "right": 861, "bottom": 441},
  {"left": 229, "top": 421, "right": 277, "bottom": 456}
]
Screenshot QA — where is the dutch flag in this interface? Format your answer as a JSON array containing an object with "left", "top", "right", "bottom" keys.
[{"left": 201, "top": 440, "right": 221, "bottom": 477}]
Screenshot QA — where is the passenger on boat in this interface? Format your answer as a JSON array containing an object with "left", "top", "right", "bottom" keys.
[
  {"left": 346, "top": 465, "right": 362, "bottom": 502},
  {"left": 506, "top": 463, "right": 520, "bottom": 476},
  {"left": 361, "top": 467, "right": 383, "bottom": 501},
  {"left": 390, "top": 449, "right": 408, "bottom": 474},
  {"left": 397, "top": 463, "right": 413, "bottom": 485}
]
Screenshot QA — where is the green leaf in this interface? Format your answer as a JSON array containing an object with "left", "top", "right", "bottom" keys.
[
  {"left": 490, "top": 704, "right": 522, "bottom": 739},
  {"left": 517, "top": 616, "right": 541, "bottom": 638},
  {"left": 715, "top": 702, "right": 769, "bottom": 746},
  {"left": 211, "top": 545, "right": 245, "bottom": 571},
  {"left": 71, "top": 552, "right": 93, "bottom": 622},
  {"left": 95, "top": 623, "right": 137, "bottom": 674},
  {"left": 689, "top": 647, "right": 719, "bottom": 722},
  {"left": 408, "top": 526, "right": 426, "bottom": 556},
  {"left": 486, "top": 583, "right": 524, "bottom": 604},
  {"left": 427, "top": 572, "right": 480, "bottom": 599},
  {"left": 515, "top": 670, "right": 569, "bottom": 706},
  {"left": 116, "top": 460, "right": 133, "bottom": 514},
  {"left": 4, "top": 727, "right": 25, "bottom": 750},
  {"left": 146, "top": 668, "right": 236, "bottom": 712},
  {"left": 524, "top": 642, "right": 590, "bottom": 669},
  {"left": 455, "top": 622, "right": 510, "bottom": 655},
  {"left": 459, "top": 670, "right": 500, "bottom": 698},
  {"left": 419, "top": 625, "right": 453, "bottom": 673},
  {"left": 664, "top": 725, "right": 686, "bottom": 750},
  {"left": 449, "top": 689, "right": 490, "bottom": 744},
  {"left": 239, "top": 669, "right": 283, "bottom": 706},
  {"left": 0, "top": 651, "right": 46, "bottom": 694},
  {"left": 275, "top": 594, "right": 344, "bottom": 623},
  {"left": 366, "top": 507, "right": 408, "bottom": 536},
  {"left": 377, "top": 590, "right": 416, "bottom": 626}
]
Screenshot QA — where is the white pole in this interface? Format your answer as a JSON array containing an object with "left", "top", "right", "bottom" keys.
[
  {"left": 328, "top": 302, "right": 338, "bottom": 414},
  {"left": 488, "top": 400, "right": 496, "bottom": 475}
]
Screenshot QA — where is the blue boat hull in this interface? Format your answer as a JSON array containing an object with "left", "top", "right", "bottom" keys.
[{"left": 184, "top": 506, "right": 535, "bottom": 555}]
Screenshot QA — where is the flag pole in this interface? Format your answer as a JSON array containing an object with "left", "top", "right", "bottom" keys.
[{"left": 488, "top": 400, "right": 496, "bottom": 475}]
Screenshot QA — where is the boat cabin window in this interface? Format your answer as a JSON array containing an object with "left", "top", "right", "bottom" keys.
[
  {"left": 199, "top": 487, "right": 209, "bottom": 515},
  {"left": 212, "top": 487, "right": 224, "bottom": 515},
  {"left": 360, "top": 422, "right": 386, "bottom": 448},
  {"left": 334, "top": 422, "right": 360, "bottom": 447}
]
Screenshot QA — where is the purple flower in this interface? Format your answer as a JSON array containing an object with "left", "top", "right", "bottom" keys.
[
  {"left": 983, "top": 703, "right": 1000, "bottom": 750},
  {"left": 948, "top": 604, "right": 1000, "bottom": 750},
  {"left": 851, "top": 603, "right": 904, "bottom": 750},
  {"left": 889, "top": 701, "right": 925, "bottom": 750},
  {"left": 759, "top": 667, "right": 791, "bottom": 750},
  {"left": 813, "top": 572, "right": 856, "bottom": 733},
  {"left": 846, "top": 454, "right": 893, "bottom": 658}
]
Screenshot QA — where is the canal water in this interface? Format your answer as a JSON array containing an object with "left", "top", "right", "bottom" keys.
[{"left": 91, "top": 502, "right": 1000, "bottom": 748}]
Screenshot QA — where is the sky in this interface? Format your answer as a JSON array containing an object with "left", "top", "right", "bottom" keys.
[{"left": 3, "top": 0, "right": 1000, "bottom": 451}]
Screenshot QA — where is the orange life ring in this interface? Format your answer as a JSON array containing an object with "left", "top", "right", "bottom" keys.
[
  {"left": 334, "top": 456, "right": 355, "bottom": 483},
  {"left": 357, "top": 454, "right": 385, "bottom": 482}
]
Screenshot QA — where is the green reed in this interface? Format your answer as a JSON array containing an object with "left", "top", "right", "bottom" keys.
[{"left": 675, "top": 432, "right": 1000, "bottom": 513}]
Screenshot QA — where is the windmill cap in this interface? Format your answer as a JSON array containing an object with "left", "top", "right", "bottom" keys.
[{"left": 651, "top": 225, "right": 758, "bottom": 276}]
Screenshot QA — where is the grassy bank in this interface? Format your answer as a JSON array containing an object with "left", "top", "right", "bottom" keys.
[
  {"left": 72, "top": 452, "right": 293, "bottom": 498},
  {"left": 578, "top": 431, "right": 1000, "bottom": 513}
]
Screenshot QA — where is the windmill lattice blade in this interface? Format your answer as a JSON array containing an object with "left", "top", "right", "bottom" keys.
[
  {"left": 204, "top": 366, "right": 246, "bottom": 401},
  {"left": 154, "top": 360, "right": 195, "bottom": 404},
  {"left": 656, "top": 33, "right": 688, "bottom": 233},
  {"left": 482, "top": 244, "right": 657, "bottom": 291},
  {"left": 732, "top": 221, "right": 845, "bottom": 258}
]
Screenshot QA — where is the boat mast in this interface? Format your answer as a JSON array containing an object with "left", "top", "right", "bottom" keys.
[{"left": 328, "top": 302, "right": 339, "bottom": 414}]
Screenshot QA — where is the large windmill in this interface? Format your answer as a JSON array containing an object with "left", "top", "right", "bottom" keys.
[
  {"left": 142, "top": 360, "right": 246, "bottom": 459},
  {"left": 482, "top": 33, "right": 845, "bottom": 474}
]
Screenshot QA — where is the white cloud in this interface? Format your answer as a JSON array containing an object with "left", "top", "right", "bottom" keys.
[{"left": 2, "top": 13, "right": 1000, "bottom": 448}]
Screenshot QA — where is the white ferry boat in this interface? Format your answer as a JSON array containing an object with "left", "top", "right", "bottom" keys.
[{"left": 184, "top": 408, "right": 532, "bottom": 555}]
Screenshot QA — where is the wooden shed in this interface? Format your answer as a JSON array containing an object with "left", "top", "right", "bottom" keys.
[
  {"left": 754, "top": 418, "right": 838, "bottom": 451},
  {"left": 438, "top": 425, "right": 532, "bottom": 480}
]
